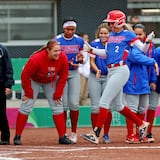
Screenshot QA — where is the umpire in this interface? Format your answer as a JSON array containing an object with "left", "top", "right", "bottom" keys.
[{"left": 0, "top": 44, "right": 14, "bottom": 145}]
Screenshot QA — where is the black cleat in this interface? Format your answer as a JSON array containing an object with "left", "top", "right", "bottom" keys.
[
  {"left": 59, "top": 135, "right": 74, "bottom": 144},
  {"left": 14, "top": 135, "right": 22, "bottom": 145},
  {"left": 146, "top": 133, "right": 155, "bottom": 143},
  {"left": 0, "top": 140, "right": 10, "bottom": 145}
]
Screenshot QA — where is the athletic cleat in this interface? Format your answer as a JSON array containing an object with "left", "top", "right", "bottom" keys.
[
  {"left": 69, "top": 132, "right": 77, "bottom": 144},
  {"left": 59, "top": 135, "right": 74, "bottom": 144},
  {"left": 14, "top": 135, "right": 22, "bottom": 145},
  {"left": 103, "top": 134, "right": 111, "bottom": 144},
  {"left": 0, "top": 140, "right": 10, "bottom": 145},
  {"left": 125, "top": 134, "right": 140, "bottom": 144},
  {"left": 146, "top": 133, "right": 155, "bottom": 143},
  {"left": 80, "top": 132, "right": 99, "bottom": 144},
  {"left": 139, "top": 122, "right": 150, "bottom": 141}
]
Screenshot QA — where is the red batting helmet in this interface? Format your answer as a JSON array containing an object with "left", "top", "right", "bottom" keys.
[{"left": 103, "top": 10, "right": 126, "bottom": 28}]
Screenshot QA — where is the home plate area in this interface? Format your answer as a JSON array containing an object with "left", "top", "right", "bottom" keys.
[{"left": 0, "top": 127, "right": 160, "bottom": 160}]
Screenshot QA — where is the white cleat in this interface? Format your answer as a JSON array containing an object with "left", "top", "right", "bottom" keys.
[
  {"left": 139, "top": 121, "right": 150, "bottom": 141},
  {"left": 80, "top": 132, "right": 99, "bottom": 144},
  {"left": 69, "top": 132, "right": 77, "bottom": 144}
]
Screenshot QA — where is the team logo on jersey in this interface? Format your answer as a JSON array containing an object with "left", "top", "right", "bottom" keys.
[
  {"left": 61, "top": 45, "right": 80, "bottom": 54},
  {"left": 47, "top": 67, "right": 55, "bottom": 78},
  {"left": 108, "top": 36, "right": 125, "bottom": 43}
]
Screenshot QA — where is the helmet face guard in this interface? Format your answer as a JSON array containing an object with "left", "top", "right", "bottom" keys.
[{"left": 103, "top": 10, "right": 126, "bottom": 28}]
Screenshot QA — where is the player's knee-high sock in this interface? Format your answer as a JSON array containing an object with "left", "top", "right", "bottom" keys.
[
  {"left": 146, "top": 109, "right": 155, "bottom": 133},
  {"left": 91, "top": 113, "right": 98, "bottom": 129},
  {"left": 64, "top": 111, "right": 67, "bottom": 124},
  {"left": 119, "top": 106, "right": 143, "bottom": 127},
  {"left": 93, "top": 107, "right": 109, "bottom": 137},
  {"left": 103, "top": 111, "right": 112, "bottom": 135},
  {"left": 137, "top": 113, "right": 145, "bottom": 121},
  {"left": 53, "top": 113, "right": 66, "bottom": 137},
  {"left": 126, "top": 118, "right": 134, "bottom": 136},
  {"left": 15, "top": 112, "right": 28, "bottom": 136},
  {"left": 70, "top": 110, "right": 79, "bottom": 133}
]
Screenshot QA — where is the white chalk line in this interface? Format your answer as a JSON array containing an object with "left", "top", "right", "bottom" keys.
[
  {"left": 0, "top": 158, "right": 23, "bottom": 160},
  {"left": 1, "top": 145, "right": 160, "bottom": 152},
  {"left": 1, "top": 145, "right": 160, "bottom": 160}
]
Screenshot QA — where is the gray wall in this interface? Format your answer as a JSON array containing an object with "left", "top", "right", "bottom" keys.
[{"left": 57, "top": 0, "right": 127, "bottom": 40}]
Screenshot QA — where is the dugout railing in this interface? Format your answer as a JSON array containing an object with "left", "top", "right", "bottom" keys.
[{"left": 11, "top": 58, "right": 28, "bottom": 99}]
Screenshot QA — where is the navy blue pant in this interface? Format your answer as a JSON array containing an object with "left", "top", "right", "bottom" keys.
[{"left": 0, "top": 84, "right": 10, "bottom": 141}]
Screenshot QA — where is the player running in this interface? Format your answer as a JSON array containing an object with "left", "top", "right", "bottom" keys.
[
  {"left": 81, "top": 10, "right": 158, "bottom": 144},
  {"left": 89, "top": 23, "right": 112, "bottom": 143}
]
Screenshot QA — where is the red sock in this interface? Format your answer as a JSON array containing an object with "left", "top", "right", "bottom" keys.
[
  {"left": 64, "top": 111, "right": 67, "bottom": 124},
  {"left": 137, "top": 113, "right": 145, "bottom": 121},
  {"left": 91, "top": 113, "right": 98, "bottom": 129},
  {"left": 126, "top": 118, "right": 134, "bottom": 136},
  {"left": 104, "top": 111, "right": 112, "bottom": 135},
  {"left": 53, "top": 113, "right": 66, "bottom": 137},
  {"left": 146, "top": 109, "right": 155, "bottom": 133},
  {"left": 96, "top": 107, "right": 109, "bottom": 128},
  {"left": 119, "top": 106, "right": 143, "bottom": 127},
  {"left": 70, "top": 110, "right": 79, "bottom": 133},
  {"left": 15, "top": 112, "right": 28, "bottom": 136}
]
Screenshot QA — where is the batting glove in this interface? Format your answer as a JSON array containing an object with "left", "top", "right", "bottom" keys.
[
  {"left": 83, "top": 41, "right": 93, "bottom": 52},
  {"left": 146, "top": 31, "right": 155, "bottom": 43}
]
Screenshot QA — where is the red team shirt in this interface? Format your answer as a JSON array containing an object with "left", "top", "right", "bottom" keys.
[{"left": 21, "top": 49, "right": 68, "bottom": 99}]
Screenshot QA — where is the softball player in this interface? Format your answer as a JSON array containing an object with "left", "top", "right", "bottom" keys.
[
  {"left": 55, "top": 17, "right": 84, "bottom": 143},
  {"left": 89, "top": 23, "right": 112, "bottom": 143},
  {"left": 13, "top": 40, "right": 73, "bottom": 145},
  {"left": 123, "top": 23, "right": 157, "bottom": 144},
  {"left": 81, "top": 10, "right": 158, "bottom": 144},
  {"left": 146, "top": 46, "right": 160, "bottom": 143}
]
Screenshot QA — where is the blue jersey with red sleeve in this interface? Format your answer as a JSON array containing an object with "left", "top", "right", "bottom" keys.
[
  {"left": 90, "top": 39, "right": 108, "bottom": 75},
  {"left": 123, "top": 46, "right": 156, "bottom": 95},
  {"left": 107, "top": 30, "right": 137, "bottom": 65},
  {"left": 153, "top": 47, "right": 160, "bottom": 93},
  {"left": 55, "top": 34, "right": 84, "bottom": 70}
]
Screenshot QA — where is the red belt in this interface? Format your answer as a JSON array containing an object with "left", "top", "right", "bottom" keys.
[{"left": 107, "top": 62, "right": 126, "bottom": 68}]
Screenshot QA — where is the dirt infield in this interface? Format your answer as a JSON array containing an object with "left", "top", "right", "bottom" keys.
[{"left": 0, "top": 127, "right": 160, "bottom": 160}]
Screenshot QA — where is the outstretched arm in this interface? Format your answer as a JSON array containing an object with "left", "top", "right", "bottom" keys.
[
  {"left": 84, "top": 41, "right": 106, "bottom": 56},
  {"left": 133, "top": 31, "right": 155, "bottom": 53}
]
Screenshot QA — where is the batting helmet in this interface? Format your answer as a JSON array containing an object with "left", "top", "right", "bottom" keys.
[{"left": 103, "top": 10, "right": 126, "bottom": 28}]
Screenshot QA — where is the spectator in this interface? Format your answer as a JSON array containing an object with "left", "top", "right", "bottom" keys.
[{"left": 129, "top": 15, "right": 141, "bottom": 26}]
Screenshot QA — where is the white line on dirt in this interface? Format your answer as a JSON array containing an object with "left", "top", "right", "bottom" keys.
[
  {"left": 1, "top": 145, "right": 160, "bottom": 152},
  {"left": 0, "top": 158, "right": 23, "bottom": 160}
]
